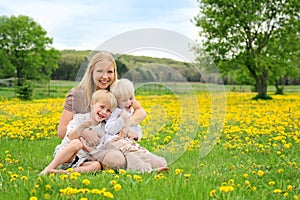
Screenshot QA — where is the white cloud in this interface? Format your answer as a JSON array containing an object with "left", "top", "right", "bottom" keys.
[{"left": 0, "top": 0, "right": 201, "bottom": 59}]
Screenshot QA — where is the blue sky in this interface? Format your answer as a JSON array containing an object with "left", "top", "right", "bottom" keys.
[{"left": 0, "top": 0, "right": 200, "bottom": 60}]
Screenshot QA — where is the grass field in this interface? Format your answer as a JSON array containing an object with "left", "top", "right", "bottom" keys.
[{"left": 0, "top": 86, "right": 299, "bottom": 199}]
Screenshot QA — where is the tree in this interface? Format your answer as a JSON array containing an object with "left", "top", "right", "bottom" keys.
[
  {"left": 193, "top": 0, "right": 300, "bottom": 99},
  {"left": 0, "top": 15, "right": 59, "bottom": 85}
]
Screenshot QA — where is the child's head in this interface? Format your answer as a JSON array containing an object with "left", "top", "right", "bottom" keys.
[
  {"left": 110, "top": 78, "right": 135, "bottom": 111},
  {"left": 90, "top": 90, "right": 118, "bottom": 123}
]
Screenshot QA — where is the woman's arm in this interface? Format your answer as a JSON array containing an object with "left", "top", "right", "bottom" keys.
[
  {"left": 57, "top": 109, "right": 74, "bottom": 138},
  {"left": 130, "top": 99, "right": 146, "bottom": 126}
]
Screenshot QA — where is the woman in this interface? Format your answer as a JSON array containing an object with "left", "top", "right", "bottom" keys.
[{"left": 57, "top": 51, "right": 146, "bottom": 169}]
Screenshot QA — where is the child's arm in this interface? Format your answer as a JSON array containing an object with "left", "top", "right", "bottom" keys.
[{"left": 105, "top": 109, "right": 130, "bottom": 135}]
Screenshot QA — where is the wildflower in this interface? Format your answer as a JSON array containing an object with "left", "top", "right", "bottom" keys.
[
  {"left": 257, "top": 170, "right": 265, "bottom": 177},
  {"left": 273, "top": 189, "right": 282, "bottom": 194},
  {"left": 66, "top": 168, "right": 74, "bottom": 173},
  {"left": 110, "top": 180, "right": 117, "bottom": 185},
  {"left": 283, "top": 143, "right": 292, "bottom": 149},
  {"left": 91, "top": 189, "right": 102, "bottom": 194},
  {"left": 219, "top": 185, "right": 234, "bottom": 193},
  {"left": 82, "top": 179, "right": 90, "bottom": 185},
  {"left": 80, "top": 198, "right": 88, "bottom": 200},
  {"left": 133, "top": 175, "right": 142, "bottom": 182},
  {"left": 18, "top": 167, "right": 24, "bottom": 171},
  {"left": 114, "top": 183, "right": 122, "bottom": 191},
  {"left": 209, "top": 189, "right": 216, "bottom": 197},
  {"left": 243, "top": 174, "right": 248, "bottom": 179},
  {"left": 45, "top": 184, "right": 51, "bottom": 191},
  {"left": 20, "top": 176, "right": 27, "bottom": 181},
  {"left": 60, "top": 174, "right": 68, "bottom": 180},
  {"left": 287, "top": 185, "right": 293, "bottom": 192},
  {"left": 284, "top": 193, "right": 288, "bottom": 197},
  {"left": 277, "top": 169, "right": 284, "bottom": 174},
  {"left": 228, "top": 179, "right": 234, "bottom": 185},
  {"left": 294, "top": 195, "right": 299, "bottom": 200},
  {"left": 175, "top": 168, "right": 183, "bottom": 174},
  {"left": 268, "top": 181, "right": 275, "bottom": 186},
  {"left": 119, "top": 169, "right": 126, "bottom": 175},
  {"left": 29, "top": 196, "right": 38, "bottom": 200},
  {"left": 200, "top": 163, "right": 205, "bottom": 167},
  {"left": 184, "top": 174, "right": 190, "bottom": 179},
  {"left": 103, "top": 191, "right": 114, "bottom": 198}
]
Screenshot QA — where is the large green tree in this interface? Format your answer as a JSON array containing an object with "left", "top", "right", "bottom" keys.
[
  {"left": 193, "top": 0, "right": 299, "bottom": 99},
  {"left": 0, "top": 15, "right": 59, "bottom": 85}
]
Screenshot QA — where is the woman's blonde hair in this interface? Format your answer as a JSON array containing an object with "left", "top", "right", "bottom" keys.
[
  {"left": 78, "top": 51, "right": 118, "bottom": 110},
  {"left": 91, "top": 90, "right": 118, "bottom": 111},
  {"left": 110, "top": 78, "right": 135, "bottom": 100}
]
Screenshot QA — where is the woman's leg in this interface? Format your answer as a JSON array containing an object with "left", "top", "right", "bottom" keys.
[
  {"left": 39, "top": 139, "right": 83, "bottom": 175},
  {"left": 102, "top": 150, "right": 126, "bottom": 170}
]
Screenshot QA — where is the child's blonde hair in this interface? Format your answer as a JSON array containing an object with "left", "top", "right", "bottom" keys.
[
  {"left": 110, "top": 78, "right": 135, "bottom": 100},
  {"left": 91, "top": 90, "right": 118, "bottom": 111}
]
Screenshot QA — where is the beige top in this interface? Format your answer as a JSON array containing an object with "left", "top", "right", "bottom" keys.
[{"left": 64, "top": 88, "right": 90, "bottom": 114}]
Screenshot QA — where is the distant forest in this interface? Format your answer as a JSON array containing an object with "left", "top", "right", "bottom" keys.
[{"left": 52, "top": 50, "right": 300, "bottom": 85}]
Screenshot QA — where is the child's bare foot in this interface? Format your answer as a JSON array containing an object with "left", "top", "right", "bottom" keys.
[
  {"left": 157, "top": 167, "right": 168, "bottom": 173},
  {"left": 38, "top": 168, "right": 68, "bottom": 176}
]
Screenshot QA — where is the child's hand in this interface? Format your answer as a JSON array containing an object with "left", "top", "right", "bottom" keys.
[
  {"left": 77, "top": 120, "right": 100, "bottom": 147},
  {"left": 119, "top": 128, "right": 138, "bottom": 141},
  {"left": 79, "top": 136, "right": 96, "bottom": 152}
]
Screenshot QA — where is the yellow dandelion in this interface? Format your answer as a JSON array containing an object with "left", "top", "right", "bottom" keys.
[
  {"left": 119, "top": 169, "right": 126, "bottom": 175},
  {"left": 278, "top": 169, "right": 284, "bottom": 173},
  {"left": 268, "top": 181, "right": 275, "bottom": 186},
  {"left": 114, "top": 183, "right": 122, "bottom": 191},
  {"left": 110, "top": 180, "right": 117, "bottom": 185},
  {"left": 175, "top": 168, "right": 183, "bottom": 174},
  {"left": 29, "top": 196, "right": 38, "bottom": 200},
  {"left": 18, "top": 167, "right": 24, "bottom": 171},
  {"left": 287, "top": 185, "right": 293, "bottom": 192},
  {"left": 184, "top": 174, "right": 190, "bottom": 179},
  {"left": 103, "top": 191, "right": 114, "bottom": 198},
  {"left": 82, "top": 179, "right": 90, "bottom": 185},
  {"left": 273, "top": 189, "right": 282, "bottom": 193},
  {"left": 228, "top": 179, "right": 234, "bottom": 185},
  {"left": 219, "top": 185, "right": 234, "bottom": 193},
  {"left": 45, "top": 184, "right": 51, "bottom": 191},
  {"left": 20, "top": 176, "right": 27, "bottom": 181},
  {"left": 209, "top": 189, "right": 216, "bottom": 197},
  {"left": 243, "top": 174, "right": 248, "bottom": 179},
  {"left": 66, "top": 168, "right": 74, "bottom": 172},
  {"left": 257, "top": 170, "right": 265, "bottom": 177},
  {"left": 60, "top": 174, "right": 68, "bottom": 180}
]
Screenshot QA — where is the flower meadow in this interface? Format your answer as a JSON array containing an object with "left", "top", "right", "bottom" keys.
[{"left": 0, "top": 92, "right": 299, "bottom": 200}]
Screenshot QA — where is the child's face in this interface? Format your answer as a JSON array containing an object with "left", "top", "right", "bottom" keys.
[
  {"left": 118, "top": 95, "right": 134, "bottom": 111},
  {"left": 90, "top": 101, "right": 112, "bottom": 123}
]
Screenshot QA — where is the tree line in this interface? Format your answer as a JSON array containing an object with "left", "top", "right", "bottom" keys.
[{"left": 1, "top": 1, "right": 300, "bottom": 100}]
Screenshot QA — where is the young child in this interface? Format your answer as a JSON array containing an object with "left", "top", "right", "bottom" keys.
[
  {"left": 88, "top": 78, "right": 168, "bottom": 173},
  {"left": 39, "top": 90, "right": 118, "bottom": 175}
]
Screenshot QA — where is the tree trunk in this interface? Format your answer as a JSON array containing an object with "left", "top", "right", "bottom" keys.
[
  {"left": 254, "top": 69, "right": 271, "bottom": 99},
  {"left": 274, "top": 78, "right": 284, "bottom": 95}
]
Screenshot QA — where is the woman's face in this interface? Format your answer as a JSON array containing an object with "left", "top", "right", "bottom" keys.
[{"left": 92, "top": 59, "right": 115, "bottom": 90}]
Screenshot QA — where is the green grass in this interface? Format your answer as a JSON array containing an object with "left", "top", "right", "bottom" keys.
[{"left": 1, "top": 137, "right": 299, "bottom": 200}]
